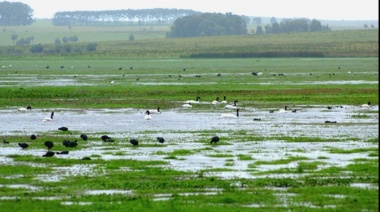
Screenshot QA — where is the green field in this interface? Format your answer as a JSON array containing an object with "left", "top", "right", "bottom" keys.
[{"left": 0, "top": 23, "right": 378, "bottom": 211}]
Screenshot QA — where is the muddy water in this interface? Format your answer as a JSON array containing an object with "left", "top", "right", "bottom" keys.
[{"left": 0, "top": 105, "right": 378, "bottom": 179}]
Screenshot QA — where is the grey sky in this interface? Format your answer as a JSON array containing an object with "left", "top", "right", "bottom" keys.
[{"left": 7, "top": 0, "right": 379, "bottom": 20}]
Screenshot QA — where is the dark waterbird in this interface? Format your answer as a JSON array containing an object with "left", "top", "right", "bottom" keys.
[
  {"left": 56, "top": 150, "right": 69, "bottom": 154},
  {"left": 58, "top": 127, "right": 69, "bottom": 131},
  {"left": 80, "top": 134, "right": 88, "bottom": 141},
  {"left": 82, "top": 157, "right": 91, "bottom": 160},
  {"left": 43, "top": 151, "right": 55, "bottom": 157},
  {"left": 69, "top": 140, "right": 78, "bottom": 147},
  {"left": 44, "top": 141, "right": 54, "bottom": 149},
  {"left": 101, "top": 135, "right": 114, "bottom": 142},
  {"left": 18, "top": 142, "right": 29, "bottom": 149},
  {"left": 130, "top": 139, "right": 138, "bottom": 146},
  {"left": 62, "top": 139, "right": 70, "bottom": 147},
  {"left": 30, "top": 134, "right": 38, "bottom": 140},
  {"left": 63, "top": 140, "right": 77, "bottom": 147},
  {"left": 157, "top": 137, "right": 165, "bottom": 144},
  {"left": 325, "top": 121, "right": 337, "bottom": 124},
  {"left": 211, "top": 136, "right": 220, "bottom": 144},
  {"left": 3, "top": 140, "right": 9, "bottom": 144}
]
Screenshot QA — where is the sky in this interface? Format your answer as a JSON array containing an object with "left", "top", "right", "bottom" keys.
[{"left": 6, "top": 0, "right": 379, "bottom": 20}]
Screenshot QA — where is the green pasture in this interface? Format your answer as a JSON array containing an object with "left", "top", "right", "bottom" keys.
[
  {"left": 0, "top": 57, "right": 378, "bottom": 109},
  {"left": 1, "top": 23, "right": 378, "bottom": 58}
]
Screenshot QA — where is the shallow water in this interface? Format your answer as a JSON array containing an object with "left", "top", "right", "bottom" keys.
[{"left": 0, "top": 104, "right": 378, "bottom": 180}]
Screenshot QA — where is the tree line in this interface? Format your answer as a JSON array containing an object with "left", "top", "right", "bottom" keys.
[
  {"left": 0, "top": 1, "right": 34, "bottom": 26},
  {"left": 254, "top": 17, "right": 330, "bottom": 34},
  {"left": 52, "top": 8, "right": 200, "bottom": 26}
]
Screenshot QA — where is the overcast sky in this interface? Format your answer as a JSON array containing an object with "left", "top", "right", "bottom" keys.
[{"left": 7, "top": 0, "right": 379, "bottom": 20}]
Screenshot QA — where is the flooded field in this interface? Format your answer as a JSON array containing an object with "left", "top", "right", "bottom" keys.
[
  {"left": 1, "top": 104, "right": 378, "bottom": 176},
  {"left": 0, "top": 57, "right": 378, "bottom": 210}
]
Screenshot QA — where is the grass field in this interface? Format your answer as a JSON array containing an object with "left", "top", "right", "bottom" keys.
[{"left": 0, "top": 23, "right": 378, "bottom": 211}]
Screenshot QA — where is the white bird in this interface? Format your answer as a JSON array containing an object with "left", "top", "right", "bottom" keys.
[
  {"left": 278, "top": 106, "right": 288, "bottom": 113},
  {"left": 225, "top": 100, "right": 238, "bottom": 109},
  {"left": 144, "top": 110, "right": 152, "bottom": 120},
  {"left": 211, "top": 97, "right": 220, "bottom": 105},
  {"left": 185, "top": 96, "right": 200, "bottom": 104},
  {"left": 18, "top": 106, "right": 32, "bottom": 112},
  {"left": 42, "top": 112, "right": 54, "bottom": 122},
  {"left": 221, "top": 109, "right": 239, "bottom": 118},
  {"left": 182, "top": 103, "right": 192, "bottom": 108},
  {"left": 148, "top": 107, "right": 161, "bottom": 114},
  {"left": 361, "top": 102, "right": 371, "bottom": 108},
  {"left": 220, "top": 96, "right": 227, "bottom": 104}
]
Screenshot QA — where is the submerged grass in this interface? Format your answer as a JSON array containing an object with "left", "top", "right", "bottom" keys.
[{"left": 0, "top": 55, "right": 378, "bottom": 210}]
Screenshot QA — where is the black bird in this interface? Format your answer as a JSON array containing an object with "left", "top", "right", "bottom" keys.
[
  {"left": 82, "top": 157, "right": 91, "bottom": 160},
  {"left": 157, "top": 137, "right": 165, "bottom": 144},
  {"left": 69, "top": 140, "right": 78, "bottom": 147},
  {"left": 18, "top": 142, "right": 29, "bottom": 149},
  {"left": 58, "top": 127, "right": 69, "bottom": 131},
  {"left": 44, "top": 141, "right": 54, "bottom": 149},
  {"left": 101, "top": 135, "right": 114, "bottom": 142},
  {"left": 62, "top": 139, "right": 70, "bottom": 147},
  {"left": 130, "top": 139, "right": 138, "bottom": 146},
  {"left": 325, "top": 121, "right": 337, "bottom": 124},
  {"left": 56, "top": 150, "right": 69, "bottom": 154},
  {"left": 80, "top": 134, "right": 88, "bottom": 141},
  {"left": 253, "top": 118, "right": 262, "bottom": 121},
  {"left": 211, "top": 136, "right": 220, "bottom": 144},
  {"left": 62, "top": 140, "right": 77, "bottom": 147},
  {"left": 30, "top": 134, "right": 38, "bottom": 140},
  {"left": 3, "top": 140, "right": 9, "bottom": 144},
  {"left": 43, "top": 151, "right": 55, "bottom": 157},
  {"left": 327, "top": 106, "right": 333, "bottom": 109}
]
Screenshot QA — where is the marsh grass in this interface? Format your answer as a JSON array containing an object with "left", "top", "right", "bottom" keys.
[
  {"left": 351, "top": 113, "right": 371, "bottom": 118},
  {"left": 254, "top": 156, "right": 309, "bottom": 165},
  {"left": 328, "top": 147, "right": 378, "bottom": 154}
]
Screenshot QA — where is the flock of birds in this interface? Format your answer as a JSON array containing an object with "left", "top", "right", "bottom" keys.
[
  {"left": 3, "top": 126, "right": 169, "bottom": 158},
  {"left": 6, "top": 98, "right": 373, "bottom": 158}
]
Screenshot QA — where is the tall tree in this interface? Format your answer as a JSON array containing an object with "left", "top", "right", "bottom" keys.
[
  {"left": 0, "top": 1, "right": 34, "bottom": 26},
  {"left": 166, "top": 13, "right": 247, "bottom": 38}
]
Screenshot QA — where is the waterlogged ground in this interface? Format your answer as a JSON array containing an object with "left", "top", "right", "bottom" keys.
[
  {"left": 0, "top": 104, "right": 378, "bottom": 209},
  {"left": 1, "top": 104, "right": 378, "bottom": 171}
]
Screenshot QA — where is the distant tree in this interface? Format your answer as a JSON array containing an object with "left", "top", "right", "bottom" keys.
[
  {"left": 309, "top": 19, "right": 322, "bottom": 32},
  {"left": 86, "top": 43, "right": 97, "bottom": 51},
  {"left": 11, "top": 34, "right": 18, "bottom": 45},
  {"left": 0, "top": 1, "right": 34, "bottom": 26},
  {"left": 55, "top": 38, "right": 61, "bottom": 45},
  {"left": 370, "top": 24, "right": 375, "bottom": 29},
  {"left": 129, "top": 34, "right": 135, "bottom": 41},
  {"left": 270, "top": 17, "right": 277, "bottom": 25},
  {"left": 256, "top": 26, "right": 264, "bottom": 35},
  {"left": 364, "top": 24, "right": 368, "bottom": 29},
  {"left": 30, "top": 43, "right": 43, "bottom": 53},
  {"left": 68, "top": 35, "right": 78, "bottom": 42},
  {"left": 166, "top": 12, "right": 247, "bottom": 38},
  {"left": 252, "top": 17, "right": 262, "bottom": 25},
  {"left": 62, "top": 36, "right": 69, "bottom": 43}
]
